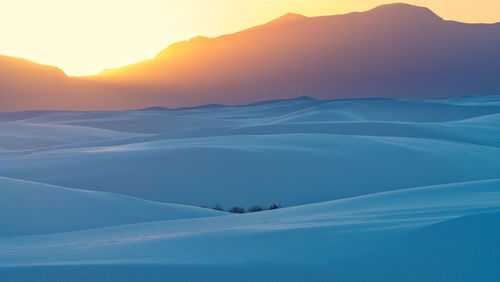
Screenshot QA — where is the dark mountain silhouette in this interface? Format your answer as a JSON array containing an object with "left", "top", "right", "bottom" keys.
[
  {"left": 0, "top": 56, "right": 142, "bottom": 111},
  {"left": 1, "top": 3, "right": 499, "bottom": 111}
]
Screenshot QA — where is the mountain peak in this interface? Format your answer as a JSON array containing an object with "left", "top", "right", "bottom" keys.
[
  {"left": 0, "top": 55, "right": 67, "bottom": 77},
  {"left": 268, "top": 13, "right": 307, "bottom": 25},
  {"left": 367, "top": 3, "right": 443, "bottom": 21}
]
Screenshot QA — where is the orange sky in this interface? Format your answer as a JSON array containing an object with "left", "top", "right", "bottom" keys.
[{"left": 1, "top": 0, "right": 498, "bottom": 76}]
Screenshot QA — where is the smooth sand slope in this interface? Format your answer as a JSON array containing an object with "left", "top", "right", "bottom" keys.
[
  {"left": 1, "top": 96, "right": 499, "bottom": 207},
  {"left": 0, "top": 177, "right": 224, "bottom": 236},
  {"left": 1, "top": 179, "right": 500, "bottom": 281},
  {"left": 1, "top": 95, "right": 500, "bottom": 281}
]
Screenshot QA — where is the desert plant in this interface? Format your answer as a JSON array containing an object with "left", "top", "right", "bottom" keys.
[
  {"left": 268, "top": 203, "right": 281, "bottom": 210},
  {"left": 213, "top": 204, "right": 224, "bottom": 211},
  {"left": 248, "top": 205, "right": 264, "bottom": 212},
  {"left": 228, "top": 206, "right": 246, "bottom": 214}
]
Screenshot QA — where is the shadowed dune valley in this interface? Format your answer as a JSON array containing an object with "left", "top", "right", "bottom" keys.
[{"left": 1, "top": 2, "right": 500, "bottom": 282}]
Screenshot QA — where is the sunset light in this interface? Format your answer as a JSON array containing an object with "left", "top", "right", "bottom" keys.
[
  {"left": 0, "top": 0, "right": 498, "bottom": 76},
  {"left": 2, "top": 1, "right": 500, "bottom": 281}
]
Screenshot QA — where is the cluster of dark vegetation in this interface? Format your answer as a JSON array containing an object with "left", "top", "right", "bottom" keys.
[{"left": 206, "top": 204, "right": 282, "bottom": 214}]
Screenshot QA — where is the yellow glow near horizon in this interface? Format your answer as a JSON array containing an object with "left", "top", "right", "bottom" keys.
[{"left": 1, "top": 0, "right": 499, "bottom": 76}]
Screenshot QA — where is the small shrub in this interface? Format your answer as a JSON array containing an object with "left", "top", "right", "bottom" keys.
[
  {"left": 213, "top": 204, "right": 224, "bottom": 211},
  {"left": 228, "top": 206, "right": 246, "bottom": 214},
  {"left": 268, "top": 203, "right": 281, "bottom": 210},
  {"left": 248, "top": 205, "right": 263, "bottom": 213}
]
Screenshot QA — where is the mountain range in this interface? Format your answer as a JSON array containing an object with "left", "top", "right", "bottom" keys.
[{"left": 1, "top": 3, "right": 499, "bottom": 111}]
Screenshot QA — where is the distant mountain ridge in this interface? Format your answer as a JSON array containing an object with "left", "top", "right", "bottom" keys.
[{"left": 1, "top": 3, "right": 499, "bottom": 111}]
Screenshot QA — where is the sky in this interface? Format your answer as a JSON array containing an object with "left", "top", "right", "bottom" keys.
[{"left": 0, "top": 0, "right": 498, "bottom": 76}]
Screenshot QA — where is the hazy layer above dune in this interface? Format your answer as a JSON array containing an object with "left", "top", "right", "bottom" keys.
[{"left": 1, "top": 3, "right": 500, "bottom": 111}]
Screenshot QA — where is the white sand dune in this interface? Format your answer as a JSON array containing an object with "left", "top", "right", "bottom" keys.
[
  {"left": 0, "top": 177, "right": 224, "bottom": 236},
  {"left": 1, "top": 179, "right": 500, "bottom": 281},
  {"left": 1, "top": 96, "right": 499, "bottom": 207},
  {"left": 1, "top": 96, "right": 500, "bottom": 281}
]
